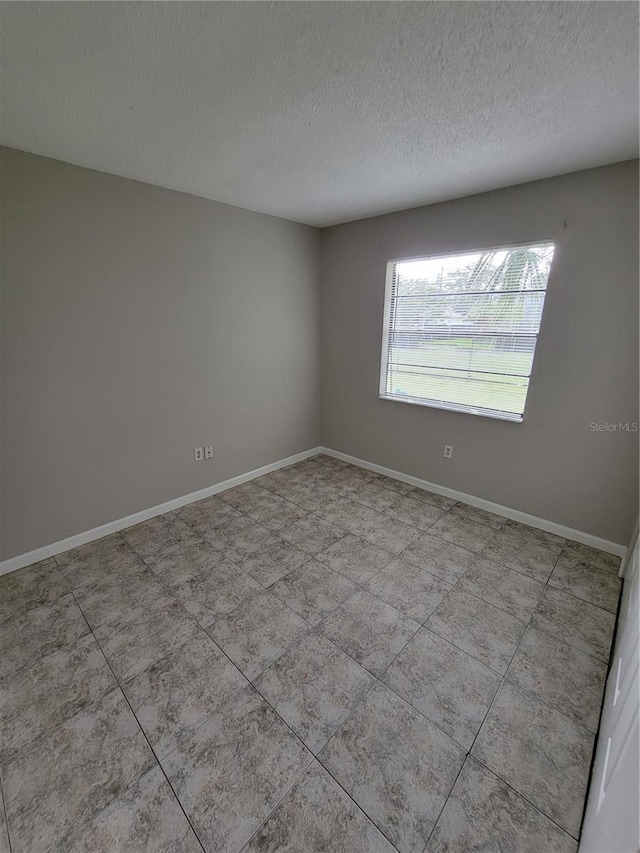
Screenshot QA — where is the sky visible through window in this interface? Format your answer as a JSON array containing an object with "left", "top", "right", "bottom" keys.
[{"left": 396, "top": 251, "right": 507, "bottom": 284}]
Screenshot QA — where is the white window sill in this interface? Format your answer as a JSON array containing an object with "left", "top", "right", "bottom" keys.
[{"left": 378, "top": 394, "right": 524, "bottom": 423}]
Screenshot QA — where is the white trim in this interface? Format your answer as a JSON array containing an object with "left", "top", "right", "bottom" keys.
[
  {"left": 0, "top": 447, "right": 322, "bottom": 578},
  {"left": 619, "top": 518, "right": 639, "bottom": 579},
  {"left": 2, "top": 442, "right": 627, "bottom": 577},
  {"left": 320, "top": 446, "right": 627, "bottom": 558},
  {"left": 378, "top": 260, "right": 395, "bottom": 398},
  {"left": 385, "top": 238, "right": 558, "bottom": 266},
  {"left": 378, "top": 393, "right": 524, "bottom": 423},
  {"left": 378, "top": 243, "right": 555, "bottom": 425}
]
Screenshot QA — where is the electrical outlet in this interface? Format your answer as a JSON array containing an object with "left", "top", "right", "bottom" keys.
[
  {"left": 205, "top": 445, "right": 213, "bottom": 459},
  {"left": 194, "top": 447, "right": 204, "bottom": 461},
  {"left": 443, "top": 445, "right": 453, "bottom": 459}
]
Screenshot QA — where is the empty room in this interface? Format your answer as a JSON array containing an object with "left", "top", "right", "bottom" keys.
[{"left": 0, "top": 2, "right": 638, "bottom": 852}]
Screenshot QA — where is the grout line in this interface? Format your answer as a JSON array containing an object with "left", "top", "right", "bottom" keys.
[
  {"left": 232, "top": 758, "right": 319, "bottom": 853},
  {"left": 62, "top": 472, "right": 620, "bottom": 749},
  {"left": 221, "top": 478, "right": 456, "bottom": 846},
  {"left": 445, "top": 564, "right": 544, "bottom": 620},
  {"left": 3, "top": 455, "right": 624, "bottom": 851},
  {"left": 543, "top": 581, "right": 620, "bottom": 615},
  {"left": 499, "top": 672, "right": 600, "bottom": 737},
  {"left": 465, "top": 753, "right": 582, "bottom": 841},
  {"left": 577, "top": 573, "right": 627, "bottom": 840},
  {"left": 58, "top": 764, "right": 204, "bottom": 853},
  {"left": 0, "top": 772, "right": 12, "bottom": 853},
  {"left": 449, "top": 545, "right": 608, "bottom": 841},
  {"left": 261, "top": 604, "right": 466, "bottom": 756},
  {"left": 421, "top": 585, "right": 527, "bottom": 678},
  {"left": 264, "top": 581, "right": 356, "bottom": 638},
  {"left": 420, "top": 753, "right": 468, "bottom": 853},
  {"left": 10, "top": 466, "right": 619, "bottom": 695},
  {"left": 307, "top": 762, "right": 403, "bottom": 853},
  {"left": 306, "top": 600, "right": 455, "bottom": 850},
  {"left": 142, "top": 596, "right": 384, "bottom": 852},
  {"left": 466, "top": 557, "right": 567, "bottom": 755},
  {"left": 59, "top": 581, "right": 209, "bottom": 853},
  {"left": 116, "top": 522, "right": 339, "bottom": 774},
  {"left": 506, "top": 617, "right": 611, "bottom": 668},
  {"left": 87, "top": 533, "right": 500, "bottom": 852},
  {"left": 148, "top": 681, "right": 268, "bottom": 767},
  {"left": 56, "top": 549, "right": 224, "bottom": 849}
]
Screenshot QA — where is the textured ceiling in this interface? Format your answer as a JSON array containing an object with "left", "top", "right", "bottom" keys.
[{"left": 1, "top": 2, "right": 638, "bottom": 226}]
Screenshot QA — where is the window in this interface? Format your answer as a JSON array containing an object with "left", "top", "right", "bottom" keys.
[{"left": 379, "top": 242, "right": 555, "bottom": 422}]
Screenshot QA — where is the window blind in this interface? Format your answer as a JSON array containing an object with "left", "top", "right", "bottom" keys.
[{"left": 379, "top": 242, "right": 555, "bottom": 422}]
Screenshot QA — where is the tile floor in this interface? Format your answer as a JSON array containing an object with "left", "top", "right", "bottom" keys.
[{"left": 0, "top": 454, "right": 621, "bottom": 853}]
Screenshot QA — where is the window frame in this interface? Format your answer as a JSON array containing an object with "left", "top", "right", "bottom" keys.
[{"left": 378, "top": 240, "right": 555, "bottom": 423}]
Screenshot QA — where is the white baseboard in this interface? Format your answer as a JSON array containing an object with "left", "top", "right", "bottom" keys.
[
  {"left": 0, "top": 446, "right": 322, "bottom": 578},
  {"left": 320, "top": 446, "right": 627, "bottom": 559},
  {"left": 1, "top": 442, "right": 627, "bottom": 577}
]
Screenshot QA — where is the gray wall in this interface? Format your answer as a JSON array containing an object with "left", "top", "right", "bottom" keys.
[
  {"left": 1, "top": 147, "right": 321, "bottom": 560},
  {"left": 321, "top": 161, "right": 639, "bottom": 546},
  {"left": 2, "top": 150, "right": 637, "bottom": 559}
]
